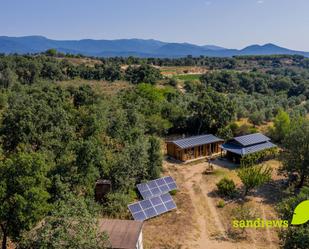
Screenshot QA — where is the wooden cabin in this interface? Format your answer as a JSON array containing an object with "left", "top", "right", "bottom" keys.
[
  {"left": 220, "top": 133, "right": 277, "bottom": 163},
  {"left": 166, "top": 134, "right": 224, "bottom": 162}
]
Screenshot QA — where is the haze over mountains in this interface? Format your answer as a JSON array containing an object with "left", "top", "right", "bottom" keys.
[{"left": 1, "top": 36, "right": 308, "bottom": 58}]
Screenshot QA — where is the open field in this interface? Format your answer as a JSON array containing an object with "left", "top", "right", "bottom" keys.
[
  {"left": 160, "top": 66, "right": 208, "bottom": 76},
  {"left": 56, "top": 56, "right": 102, "bottom": 66},
  {"left": 143, "top": 158, "right": 285, "bottom": 249}
]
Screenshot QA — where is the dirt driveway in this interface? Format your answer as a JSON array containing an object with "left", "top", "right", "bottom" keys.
[{"left": 143, "top": 159, "right": 281, "bottom": 249}]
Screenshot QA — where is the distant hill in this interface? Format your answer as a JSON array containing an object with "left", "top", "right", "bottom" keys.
[{"left": 0, "top": 36, "right": 308, "bottom": 58}]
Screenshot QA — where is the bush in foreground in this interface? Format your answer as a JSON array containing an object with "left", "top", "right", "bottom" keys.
[{"left": 216, "top": 177, "right": 237, "bottom": 198}]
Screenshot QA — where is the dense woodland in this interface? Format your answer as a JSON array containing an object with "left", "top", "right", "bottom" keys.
[{"left": 0, "top": 52, "right": 308, "bottom": 248}]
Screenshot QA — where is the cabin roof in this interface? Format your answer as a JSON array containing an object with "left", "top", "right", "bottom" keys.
[
  {"left": 169, "top": 134, "right": 223, "bottom": 149},
  {"left": 221, "top": 133, "right": 276, "bottom": 156},
  {"left": 221, "top": 140, "right": 276, "bottom": 156},
  {"left": 231, "top": 133, "right": 270, "bottom": 146},
  {"left": 98, "top": 219, "right": 143, "bottom": 249}
]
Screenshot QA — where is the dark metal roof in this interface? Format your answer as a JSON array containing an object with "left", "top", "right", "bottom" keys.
[
  {"left": 221, "top": 141, "right": 276, "bottom": 156},
  {"left": 232, "top": 133, "right": 270, "bottom": 146},
  {"left": 169, "top": 134, "right": 223, "bottom": 149},
  {"left": 98, "top": 219, "right": 143, "bottom": 249}
]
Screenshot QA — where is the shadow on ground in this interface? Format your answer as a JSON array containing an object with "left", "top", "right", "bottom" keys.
[{"left": 212, "top": 158, "right": 239, "bottom": 170}]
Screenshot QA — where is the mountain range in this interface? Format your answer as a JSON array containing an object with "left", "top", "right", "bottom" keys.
[{"left": 1, "top": 36, "right": 308, "bottom": 58}]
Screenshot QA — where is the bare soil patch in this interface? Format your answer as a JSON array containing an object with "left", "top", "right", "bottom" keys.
[{"left": 143, "top": 159, "right": 284, "bottom": 249}]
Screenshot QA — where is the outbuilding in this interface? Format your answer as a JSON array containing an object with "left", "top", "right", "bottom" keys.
[
  {"left": 98, "top": 219, "right": 143, "bottom": 249},
  {"left": 220, "top": 133, "right": 277, "bottom": 163},
  {"left": 166, "top": 134, "right": 224, "bottom": 162}
]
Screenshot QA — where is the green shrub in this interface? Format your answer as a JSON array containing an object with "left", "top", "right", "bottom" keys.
[
  {"left": 240, "top": 147, "right": 278, "bottom": 167},
  {"left": 216, "top": 177, "right": 237, "bottom": 198},
  {"left": 237, "top": 165, "right": 272, "bottom": 196},
  {"left": 102, "top": 192, "right": 131, "bottom": 219},
  {"left": 278, "top": 187, "right": 309, "bottom": 249},
  {"left": 169, "top": 189, "right": 178, "bottom": 196},
  {"left": 217, "top": 200, "right": 225, "bottom": 208},
  {"left": 167, "top": 78, "right": 178, "bottom": 87}
]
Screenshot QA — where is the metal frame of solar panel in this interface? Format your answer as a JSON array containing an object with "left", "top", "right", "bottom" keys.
[
  {"left": 128, "top": 193, "right": 177, "bottom": 221},
  {"left": 137, "top": 176, "right": 177, "bottom": 199}
]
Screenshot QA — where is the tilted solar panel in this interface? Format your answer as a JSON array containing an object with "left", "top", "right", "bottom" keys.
[
  {"left": 128, "top": 193, "right": 177, "bottom": 221},
  {"left": 137, "top": 176, "right": 178, "bottom": 199},
  {"left": 171, "top": 134, "right": 224, "bottom": 149},
  {"left": 220, "top": 141, "right": 277, "bottom": 156},
  {"left": 233, "top": 133, "right": 270, "bottom": 146}
]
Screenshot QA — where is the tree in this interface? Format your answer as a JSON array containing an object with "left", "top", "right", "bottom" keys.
[
  {"left": 237, "top": 165, "right": 272, "bottom": 196},
  {"left": 278, "top": 187, "right": 309, "bottom": 249},
  {"left": 281, "top": 118, "right": 309, "bottom": 188},
  {"left": 102, "top": 192, "right": 131, "bottom": 219},
  {"left": 216, "top": 125, "right": 233, "bottom": 140},
  {"left": 40, "top": 62, "right": 63, "bottom": 80},
  {"left": 0, "top": 152, "right": 50, "bottom": 249},
  {"left": 103, "top": 64, "right": 122, "bottom": 82},
  {"left": 0, "top": 85, "right": 76, "bottom": 155},
  {"left": 188, "top": 87, "right": 235, "bottom": 134},
  {"left": 216, "top": 177, "right": 237, "bottom": 198},
  {"left": 271, "top": 110, "right": 290, "bottom": 142},
  {"left": 249, "top": 111, "right": 265, "bottom": 126},
  {"left": 69, "top": 85, "right": 97, "bottom": 108},
  {"left": 15, "top": 59, "right": 41, "bottom": 84},
  {"left": 18, "top": 194, "right": 110, "bottom": 249},
  {"left": 125, "top": 64, "right": 162, "bottom": 84},
  {"left": 147, "top": 136, "right": 163, "bottom": 179},
  {"left": 0, "top": 68, "right": 17, "bottom": 88},
  {"left": 45, "top": 49, "right": 58, "bottom": 57}
]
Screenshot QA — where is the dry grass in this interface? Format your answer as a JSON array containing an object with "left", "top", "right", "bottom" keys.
[
  {"left": 235, "top": 118, "right": 273, "bottom": 134},
  {"left": 56, "top": 79, "right": 132, "bottom": 96},
  {"left": 143, "top": 166, "right": 196, "bottom": 249},
  {"left": 56, "top": 57, "right": 102, "bottom": 66},
  {"left": 160, "top": 66, "right": 208, "bottom": 76},
  {"left": 143, "top": 158, "right": 284, "bottom": 249}
]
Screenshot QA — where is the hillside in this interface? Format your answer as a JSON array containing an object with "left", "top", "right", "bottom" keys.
[{"left": 1, "top": 36, "right": 309, "bottom": 58}]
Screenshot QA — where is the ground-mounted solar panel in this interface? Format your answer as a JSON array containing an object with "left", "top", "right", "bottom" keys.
[
  {"left": 137, "top": 176, "right": 178, "bottom": 199},
  {"left": 128, "top": 193, "right": 177, "bottom": 221}
]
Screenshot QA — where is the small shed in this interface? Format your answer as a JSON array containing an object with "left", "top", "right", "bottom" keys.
[
  {"left": 98, "top": 219, "right": 143, "bottom": 249},
  {"left": 95, "top": 179, "right": 112, "bottom": 202},
  {"left": 220, "top": 133, "right": 277, "bottom": 163},
  {"left": 166, "top": 134, "right": 224, "bottom": 162}
]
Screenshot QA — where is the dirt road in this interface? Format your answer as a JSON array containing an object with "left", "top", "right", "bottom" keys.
[{"left": 144, "top": 159, "right": 280, "bottom": 249}]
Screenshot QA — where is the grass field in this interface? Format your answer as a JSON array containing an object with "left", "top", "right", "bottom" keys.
[{"left": 173, "top": 74, "right": 202, "bottom": 81}]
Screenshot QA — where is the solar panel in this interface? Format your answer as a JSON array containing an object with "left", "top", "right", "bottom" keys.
[
  {"left": 221, "top": 141, "right": 277, "bottom": 156},
  {"left": 171, "top": 134, "right": 224, "bottom": 149},
  {"left": 128, "top": 193, "right": 177, "bottom": 221},
  {"left": 137, "top": 176, "right": 178, "bottom": 199},
  {"left": 233, "top": 133, "right": 270, "bottom": 146}
]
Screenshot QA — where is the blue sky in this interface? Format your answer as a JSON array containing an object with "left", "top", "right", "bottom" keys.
[{"left": 1, "top": 0, "right": 309, "bottom": 50}]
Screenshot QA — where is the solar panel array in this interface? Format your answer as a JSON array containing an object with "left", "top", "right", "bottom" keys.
[
  {"left": 243, "top": 141, "right": 276, "bottom": 155},
  {"left": 128, "top": 193, "right": 177, "bottom": 221},
  {"left": 137, "top": 176, "right": 177, "bottom": 199},
  {"left": 221, "top": 141, "right": 277, "bottom": 156},
  {"left": 233, "top": 133, "right": 270, "bottom": 146},
  {"left": 171, "top": 134, "right": 223, "bottom": 149}
]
